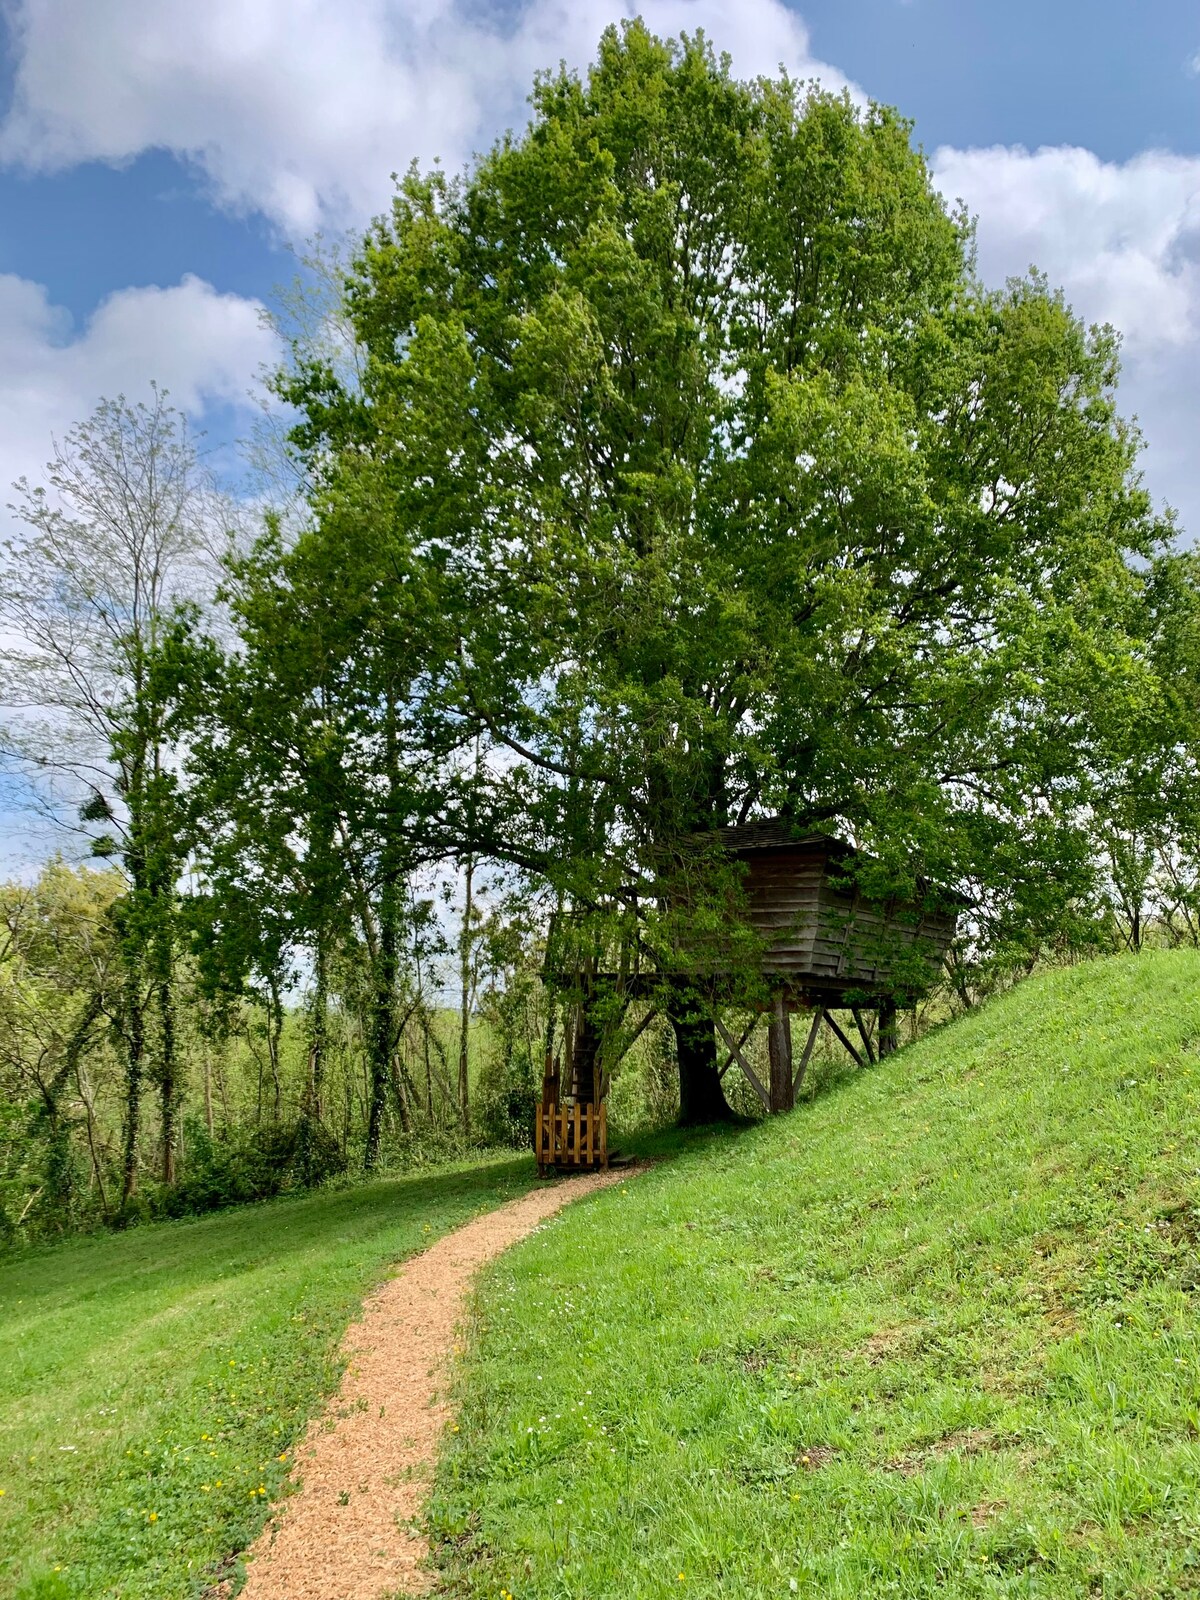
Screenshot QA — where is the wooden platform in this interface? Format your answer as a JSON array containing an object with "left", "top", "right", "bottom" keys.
[{"left": 536, "top": 1100, "right": 607, "bottom": 1177}]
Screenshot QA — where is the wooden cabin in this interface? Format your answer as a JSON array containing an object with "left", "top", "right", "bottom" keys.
[
  {"left": 538, "top": 818, "right": 964, "bottom": 1163},
  {"left": 719, "top": 820, "right": 960, "bottom": 1007},
  {"left": 711, "top": 820, "right": 964, "bottom": 1111}
]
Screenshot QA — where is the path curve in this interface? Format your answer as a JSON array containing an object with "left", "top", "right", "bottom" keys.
[{"left": 239, "top": 1169, "right": 628, "bottom": 1599}]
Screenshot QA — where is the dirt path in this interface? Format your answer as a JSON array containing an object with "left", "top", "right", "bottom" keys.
[{"left": 238, "top": 1170, "right": 627, "bottom": 1600}]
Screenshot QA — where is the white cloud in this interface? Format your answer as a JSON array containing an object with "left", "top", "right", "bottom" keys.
[
  {"left": 0, "top": 271, "right": 278, "bottom": 517},
  {"left": 2, "top": 3, "right": 1196, "bottom": 539},
  {"left": 0, "top": 272, "right": 279, "bottom": 869},
  {"left": 932, "top": 143, "right": 1200, "bottom": 535},
  {"left": 0, "top": 0, "right": 856, "bottom": 235}
]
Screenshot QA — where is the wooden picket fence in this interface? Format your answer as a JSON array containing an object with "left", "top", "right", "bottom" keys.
[{"left": 536, "top": 1100, "right": 607, "bottom": 1176}]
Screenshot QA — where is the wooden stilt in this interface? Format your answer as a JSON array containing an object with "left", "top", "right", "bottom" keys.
[
  {"left": 792, "top": 1011, "right": 821, "bottom": 1095},
  {"left": 850, "top": 1006, "right": 877, "bottom": 1065},
  {"left": 716, "top": 1015, "right": 759, "bottom": 1081},
  {"left": 822, "top": 1009, "right": 865, "bottom": 1068},
  {"left": 878, "top": 999, "right": 898, "bottom": 1058},
  {"left": 767, "top": 990, "right": 794, "bottom": 1113},
  {"left": 713, "top": 1015, "right": 770, "bottom": 1110}
]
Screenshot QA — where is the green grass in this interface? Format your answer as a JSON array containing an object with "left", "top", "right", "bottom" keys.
[
  {"left": 0, "top": 1154, "right": 538, "bottom": 1599},
  {"left": 434, "top": 951, "right": 1200, "bottom": 1599}
]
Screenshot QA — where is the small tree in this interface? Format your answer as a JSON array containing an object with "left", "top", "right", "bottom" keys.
[{"left": 0, "top": 390, "right": 215, "bottom": 1197}]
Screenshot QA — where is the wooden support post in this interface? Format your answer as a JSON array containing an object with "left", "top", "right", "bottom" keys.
[
  {"left": 792, "top": 1011, "right": 821, "bottom": 1095},
  {"left": 716, "top": 1016, "right": 759, "bottom": 1081},
  {"left": 822, "top": 1009, "right": 865, "bottom": 1068},
  {"left": 767, "top": 990, "right": 794, "bottom": 1113},
  {"left": 878, "top": 999, "right": 898, "bottom": 1058},
  {"left": 850, "top": 1006, "right": 877, "bottom": 1065},
  {"left": 713, "top": 1015, "right": 771, "bottom": 1110}
]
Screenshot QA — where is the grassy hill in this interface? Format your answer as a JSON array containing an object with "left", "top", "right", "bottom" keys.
[
  {"left": 0, "top": 1155, "right": 536, "bottom": 1600},
  {"left": 433, "top": 952, "right": 1200, "bottom": 1599}
]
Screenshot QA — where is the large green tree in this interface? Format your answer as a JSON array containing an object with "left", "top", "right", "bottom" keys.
[{"left": 284, "top": 23, "right": 1171, "bottom": 1119}]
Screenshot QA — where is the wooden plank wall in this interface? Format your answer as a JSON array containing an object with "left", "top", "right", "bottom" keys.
[
  {"left": 740, "top": 846, "right": 957, "bottom": 985},
  {"left": 742, "top": 849, "right": 825, "bottom": 968}
]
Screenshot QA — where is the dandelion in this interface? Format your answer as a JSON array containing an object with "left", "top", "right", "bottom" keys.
[{"left": 147, "top": 1512, "right": 158, "bottom": 1523}]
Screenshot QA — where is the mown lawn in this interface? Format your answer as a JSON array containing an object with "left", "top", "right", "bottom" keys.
[
  {"left": 434, "top": 951, "right": 1200, "bottom": 1599},
  {"left": 0, "top": 1153, "right": 537, "bottom": 1599}
]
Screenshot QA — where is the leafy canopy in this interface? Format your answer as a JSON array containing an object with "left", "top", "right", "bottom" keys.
[{"left": 283, "top": 22, "right": 1170, "bottom": 945}]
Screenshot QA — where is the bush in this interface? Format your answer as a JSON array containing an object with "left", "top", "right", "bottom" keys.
[
  {"left": 148, "top": 1116, "right": 348, "bottom": 1220},
  {"left": 476, "top": 1043, "right": 538, "bottom": 1149}
]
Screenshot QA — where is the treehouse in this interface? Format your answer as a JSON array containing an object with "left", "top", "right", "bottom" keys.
[
  {"left": 719, "top": 820, "right": 961, "bottom": 1004},
  {"left": 536, "top": 818, "right": 964, "bottom": 1171}
]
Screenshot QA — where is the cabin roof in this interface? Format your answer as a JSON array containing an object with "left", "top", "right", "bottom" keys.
[
  {"left": 713, "top": 818, "right": 844, "bottom": 855},
  {"left": 713, "top": 816, "right": 971, "bottom": 907}
]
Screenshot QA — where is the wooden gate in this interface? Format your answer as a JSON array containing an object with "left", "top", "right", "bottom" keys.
[{"left": 536, "top": 1100, "right": 607, "bottom": 1176}]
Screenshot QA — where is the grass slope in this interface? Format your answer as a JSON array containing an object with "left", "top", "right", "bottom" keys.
[
  {"left": 0, "top": 1154, "right": 536, "bottom": 1600},
  {"left": 435, "top": 952, "right": 1200, "bottom": 1599}
]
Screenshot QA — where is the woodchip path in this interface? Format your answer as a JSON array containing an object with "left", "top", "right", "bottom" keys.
[{"left": 237, "top": 1169, "right": 627, "bottom": 1599}]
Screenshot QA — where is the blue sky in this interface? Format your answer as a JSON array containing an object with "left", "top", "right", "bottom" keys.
[
  {"left": 1, "top": 0, "right": 1199, "bottom": 864},
  {"left": 4, "top": 4, "right": 1199, "bottom": 323}
]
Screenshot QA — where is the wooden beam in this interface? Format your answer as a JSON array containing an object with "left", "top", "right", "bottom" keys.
[
  {"left": 767, "top": 989, "right": 794, "bottom": 1113},
  {"left": 597, "top": 1007, "right": 659, "bottom": 1099},
  {"left": 792, "top": 1011, "right": 822, "bottom": 1095},
  {"left": 822, "top": 1009, "right": 865, "bottom": 1069},
  {"left": 713, "top": 1015, "right": 771, "bottom": 1110},
  {"left": 716, "top": 1015, "right": 759, "bottom": 1081},
  {"left": 850, "top": 1006, "right": 877, "bottom": 1065}
]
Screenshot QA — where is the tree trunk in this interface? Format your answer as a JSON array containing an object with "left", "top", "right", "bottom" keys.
[
  {"left": 203, "top": 1051, "right": 214, "bottom": 1137},
  {"left": 457, "top": 857, "right": 474, "bottom": 1135},
  {"left": 668, "top": 986, "right": 733, "bottom": 1125},
  {"left": 306, "top": 939, "right": 329, "bottom": 1124},
  {"left": 76, "top": 1062, "right": 109, "bottom": 1219},
  {"left": 267, "top": 982, "right": 283, "bottom": 1123},
  {"left": 366, "top": 878, "right": 398, "bottom": 1169},
  {"left": 878, "top": 999, "right": 899, "bottom": 1058},
  {"left": 767, "top": 990, "right": 794, "bottom": 1113},
  {"left": 158, "top": 966, "right": 177, "bottom": 1185},
  {"left": 423, "top": 1016, "right": 434, "bottom": 1119},
  {"left": 121, "top": 960, "right": 145, "bottom": 1204}
]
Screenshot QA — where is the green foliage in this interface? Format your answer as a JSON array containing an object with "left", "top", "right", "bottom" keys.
[
  {"left": 0, "top": 861, "right": 124, "bottom": 1239},
  {"left": 0, "top": 1153, "right": 536, "bottom": 1599},
  {"left": 7, "top": 21, "right": 1200, "bottom": 1226},
  {"left": 475, "top": 913, "right": 547, "bottom": 1149},
  {"left": 434, "top": 951, "right": 1200, "bottom": 1597},
  {"left": 142, "top": 1116, "right": 348, "bottom": 1221},
  {"left": 268, "top": 20, "right": 1189, "bottom": 1117}
]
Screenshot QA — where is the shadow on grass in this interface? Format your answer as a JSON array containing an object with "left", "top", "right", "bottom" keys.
[{"left": 0, "top": 1154, "right": 538, "bottom": 1307}]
